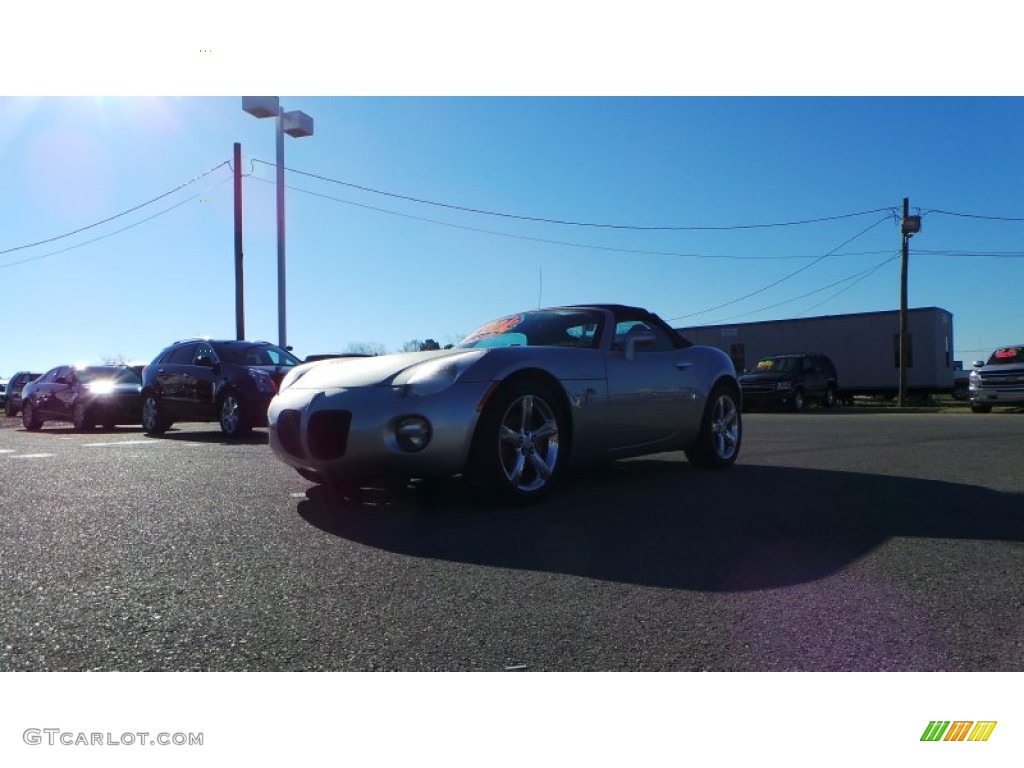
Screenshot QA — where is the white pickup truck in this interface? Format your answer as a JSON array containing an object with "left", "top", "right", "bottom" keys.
[{"left": 968, "top": 345, "right": 1024, "bottom": 412}]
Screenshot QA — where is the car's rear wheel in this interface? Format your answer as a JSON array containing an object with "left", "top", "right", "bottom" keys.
[
  {"left": 219, "top": 392, "right": 252, "bottom": 437},
  {"left": 686, "top": 383, "right": 742, "bottom": 469},
  {"left": 970, "top": 403, "right": 992, "bottom": 414},
  {"left": 72, "top": 402, "right": 93, "bottom": 432},
  {"left": 22, "top": 401, "right": 42, "bottom": 431},
  {"left": 467, "top": 379, "right": 565, "bottom": 504},
  {"left": 142, "top": 395, "right": 171, "bottom": 435}
]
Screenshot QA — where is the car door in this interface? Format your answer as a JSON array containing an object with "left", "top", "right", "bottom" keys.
[
  {"left": 156, "top": 343, "right": 197, "bottom": 419},
  {"left": 604, "top": 320, "right": 703, "bottom": 453},
  {"left": 35, "top": 367, "right": 69, "bottom": 418},
  {"left": 53, "top": 367, "right": 79, "bottom": 419},
  {"left": 188, "top": 343, "right": 220, "bottom": 417}
]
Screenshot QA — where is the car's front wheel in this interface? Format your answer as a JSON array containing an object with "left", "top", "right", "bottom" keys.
[
  {"left": 822, "top": 385, "right": 836, "bottom": 409},
  {"left": 468, "top": 379, "right": 566, "bottom": 504},
  {"left": 22, "top": 401, "right": 42, "bottom": 431},
  {"left": 72, "top": 402, "right": 93, "bottom": 432},
  {"left": 4, "top": 402, "right": 15, "bottom": 418},
  {"left": 791, "top": 387, "right": 806, "bottom": 412},
  {"left": 686, "top": 383, "right": 742, "bottom": 469},
  {"left": 142, "top": 395, "right": 171, "bottom": 435},
  {"left": 219, "top": 392, "right": 252, "bottom": 437}
]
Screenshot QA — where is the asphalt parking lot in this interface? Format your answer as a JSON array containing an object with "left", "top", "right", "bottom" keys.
[{"left": 1, "top": 410, "right": 1022, "bottom": 671}]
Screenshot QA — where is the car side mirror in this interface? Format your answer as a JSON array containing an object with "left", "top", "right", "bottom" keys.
[
  {"left": 624, "top": 330, "right": 656, "bottom": 361},
  {"left": 55, "top": 376, "right": 69, "bottom": 385},
  {"left": 195, "top": 355, "right": 216, "bottom": 368},
  {"left": 972, "top": 360, "right": 985, "bottom": 368}
]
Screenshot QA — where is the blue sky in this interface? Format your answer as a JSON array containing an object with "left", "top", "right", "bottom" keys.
[{"left": 3, "top": 95, "right": 1022, "bottom": 376}]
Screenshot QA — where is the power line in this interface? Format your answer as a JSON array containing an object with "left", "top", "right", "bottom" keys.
[
  {"left": 0, "top": 161, "right": 230, "bottom": 257},
  {"left": 248, "top": 175, "right": 893, "bottom": 262},
  {"left": 667, "top": 216, "right": 894, "bottom": 321},
  {"left": 688, "top": 254, "right": 899, "bottom": 326},
  {"left": 0, "top": 176, "right": 233, "bottom": 270},
  {"left": 251, "top": 158, "right": 895, "bottom": 232},
  {"left": 923, "top": 209, "right": 1024, "bottom": 222}
]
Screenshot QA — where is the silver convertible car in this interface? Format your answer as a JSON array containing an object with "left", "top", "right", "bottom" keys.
[{"left": 268, "top": 305, "right": 742, "bottom": 503}]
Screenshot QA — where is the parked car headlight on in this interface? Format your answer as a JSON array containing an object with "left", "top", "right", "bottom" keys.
[
  {"left": 403, "top": 351, "right": 485, "bottom": 397},
  {"left": 86, "top": 380, "right": 116, "bottom": 395}
]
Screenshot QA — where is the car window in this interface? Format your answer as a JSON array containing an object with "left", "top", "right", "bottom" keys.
[
  {"left": 459, "top": 310, "right": 605, "bottom": 349},
  {"left": 612, "top": 320, "right": 676, "bottom": 352},
  {"left": 166, "top": 344, "right": 197, "bottom": 365},
  {"left": 193, "top": 344, "right": 218, "bottom": 364}
]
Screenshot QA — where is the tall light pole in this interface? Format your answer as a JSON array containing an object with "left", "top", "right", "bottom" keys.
[
  {"left": 898, "top": 197, "right": 921, "bottom": 407},
  {"left": 242, "top": 97, "right": 314, "bottom": 350}
]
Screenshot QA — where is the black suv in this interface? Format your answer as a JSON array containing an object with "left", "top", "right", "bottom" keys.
[
  {"left": 141, "top": 339, "right": 301, "bottom": 437},
  {"left": 739, "top": 353, "right": 838, "bottom": 412},
  {"left": 5, "top": 371, "right": 43, "bottom": 417}
]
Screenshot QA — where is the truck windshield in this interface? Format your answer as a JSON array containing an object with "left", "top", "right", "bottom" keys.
[{"left": 986, "top": 346, "right": 1024, "bottom": 366}]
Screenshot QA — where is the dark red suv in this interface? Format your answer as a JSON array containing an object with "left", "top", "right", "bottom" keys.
[{"left": 141, "top": 340, "right": 301, "bottom": 437}]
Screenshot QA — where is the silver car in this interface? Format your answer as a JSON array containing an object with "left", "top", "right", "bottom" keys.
[
  {"left": 969, "top": 344, "right": 1024, "bottom": 413},
  {"left": 268, "top": 305, "right": 742, "bottom": 503}
]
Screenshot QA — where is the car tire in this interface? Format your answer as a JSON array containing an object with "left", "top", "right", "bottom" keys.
[
  {"left": 5, "top": 402, "right": 15, "bottom": 418},
  {"left": 791, "top": 387, "right": 806, "bottom": 412},
  {"left": 142, "top": 395, "right": 171, "bottom": 435},
  {"left": 685, "top": 382, "right": 742, "bottom": 469},
  {"left": 22, "top": 401, "right": 42, "bottom": 431},
  {"left": 970, "top": 403, "right": 992, "bottom": 414},
  {"left": 467, "top": 378, "right": 566, "bottom": 504},
  {"left": 219, "top": 391, "right": 252, "bottom": 437},
  {"left": 296, "top": 467, "right": 325, "bottom": 484},
  {"left": 822, "top": 385, "right": 836, "bottom": 409},
  {"left": 72, "top": 402, "right": 94, "bottom": 432}
]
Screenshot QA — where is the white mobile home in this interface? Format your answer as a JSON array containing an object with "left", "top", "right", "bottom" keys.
[{"left": 676, "top": 307, "right": 955, "bottom": 396}]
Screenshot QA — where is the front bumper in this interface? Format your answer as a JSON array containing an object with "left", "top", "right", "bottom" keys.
[{"left": 268, "top": 381, "right": 494, "bottom": 483}]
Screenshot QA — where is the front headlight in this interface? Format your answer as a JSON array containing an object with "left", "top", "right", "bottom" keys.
[
  {"left": 86, "top": 380, "right": 116, "bottom": 395},
  {"left": 279, "top": 364, "right": 314, "bottom": 392},
  {"left": 775, "top": 380, "right": 793, "bottom": 391},
  {"left": 403, "top": 351, "right": 486, "bottom": 397},
  {"left": 248, "top": 369, "right": 277, "bottom": 394}
]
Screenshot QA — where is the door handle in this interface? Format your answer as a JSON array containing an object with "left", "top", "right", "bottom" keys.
[{"left": 674, "top": 362, "right": 693, "bottom": 370}]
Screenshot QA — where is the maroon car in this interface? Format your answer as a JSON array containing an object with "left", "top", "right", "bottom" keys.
[{"left": 21, "top": 365, "right": 143, "bottom": 431}]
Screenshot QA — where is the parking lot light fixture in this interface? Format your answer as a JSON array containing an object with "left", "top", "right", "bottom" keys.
[{"left": 242, "top": 97, "right": 315, "bottom": 350}]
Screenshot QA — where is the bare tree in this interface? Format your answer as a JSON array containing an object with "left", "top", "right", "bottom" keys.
[{"left": 344, "top": 341, "right": 386, "bottom": 356}]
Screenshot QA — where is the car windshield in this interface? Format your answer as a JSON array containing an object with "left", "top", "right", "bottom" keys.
[
  {"left": 78, "top": 367, "right": 141, "bottom": 384},
  {"left": 986, "top": 346, "right": 1024, "bottom": 366},
  {"left": 753, "top": 356, "right": 801, "bottom": 374},
  {"left": 214, "top": 343, "right": 302, "bottom": 367},
  {"left": 458, "top": 309, "right": 604, "bottom": 349}
]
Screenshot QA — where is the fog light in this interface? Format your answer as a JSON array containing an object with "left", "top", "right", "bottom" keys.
[{"left": 396, "top": 416, "right": 431, "bottom": 452}]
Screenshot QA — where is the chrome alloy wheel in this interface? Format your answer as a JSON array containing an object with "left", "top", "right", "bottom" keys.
[
  {"left": 709, "top": 393, "right": 740, "bottom": 461},
  {"left": 497, "top": 394, "right": 560, "bottom": 492},
  {"left": 220, "top": 394, "right": 242, "bottom": 435}
]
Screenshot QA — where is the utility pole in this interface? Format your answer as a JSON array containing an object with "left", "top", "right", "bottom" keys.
[
  {"left": 899, "top": 198, "right": 921, "bottom": 406},
  {"left": 234, "top": 142, "right": 245, "bottom": 341}
]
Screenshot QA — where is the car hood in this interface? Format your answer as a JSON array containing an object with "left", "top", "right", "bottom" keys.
[
  {"left": 739, "top": 371, "right": 792, "bottom": 383},
  {"left": 285, "top": 349, "right": 474, "bottom": 389}
]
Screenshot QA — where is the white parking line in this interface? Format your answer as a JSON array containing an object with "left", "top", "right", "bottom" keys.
[
  {"left": 0, "top": 449, "right": 15, "bottom": 454},
  {"left": 8, "top": 453, "right": 56, "bottom": 459},
  {"left": 81, "top": 440, "right": 156, "bottom": 447}
]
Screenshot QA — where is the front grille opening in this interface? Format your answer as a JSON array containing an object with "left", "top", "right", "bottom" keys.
[
  {"left": 308, "top": 410, "right": 352, "bottom": 461},
  {"left": 278, "top": 409, "right": 304, "bottom": 458}
]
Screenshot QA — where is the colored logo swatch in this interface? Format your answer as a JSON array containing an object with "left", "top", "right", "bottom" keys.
[{"left": 921, "top": 721, "right": 997, "bottom": 742}]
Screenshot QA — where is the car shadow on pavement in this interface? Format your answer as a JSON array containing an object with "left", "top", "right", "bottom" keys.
[{"left": 295, "top": 459, "right": 1024, "bottom": 592}]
